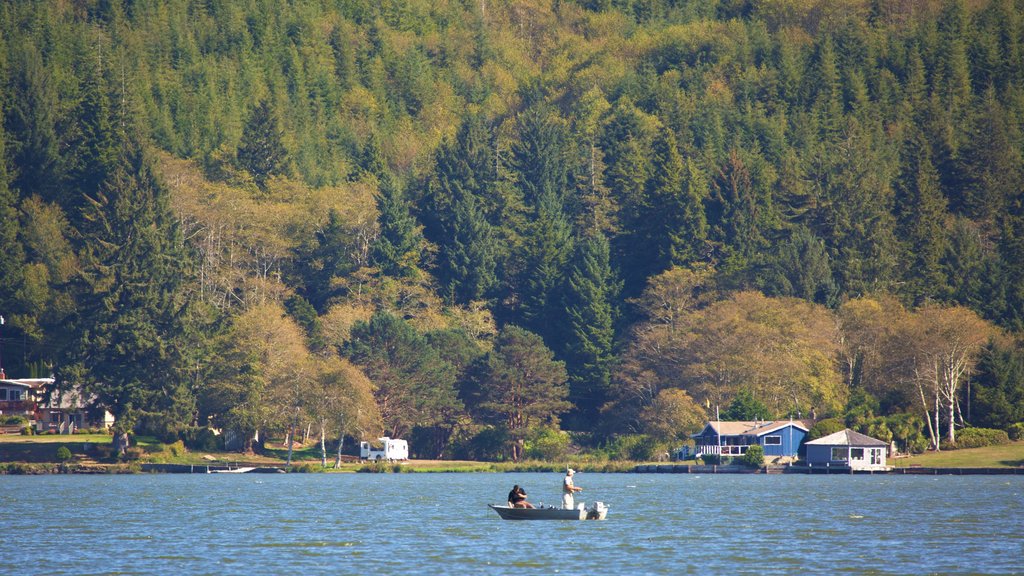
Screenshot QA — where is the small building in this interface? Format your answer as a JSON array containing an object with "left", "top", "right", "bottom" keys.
[
  {"left": 692, "top": 419, "right": 813, "bottom": 459},
  {"left": 804, "top": 429, "right": 888, "bottom": 471},
  {"left": 1, "top": 378, "right": 50, "bottom": 420},
  {"left": 36, "top": 385, "right": 115, "bottom": 433},
  {"left": 0, "top": 377, "right": 113, "bottom": 433}
]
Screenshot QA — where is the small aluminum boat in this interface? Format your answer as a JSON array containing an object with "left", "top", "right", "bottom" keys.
[{"left": 489, "top": 502, "right": 608, "bottom": 520}]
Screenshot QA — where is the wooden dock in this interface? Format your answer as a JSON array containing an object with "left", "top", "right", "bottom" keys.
[{"left": 632, "top": 464, "right": 1024, "bottom": 475}]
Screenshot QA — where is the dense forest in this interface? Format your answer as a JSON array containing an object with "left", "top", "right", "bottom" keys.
[{"left": 2, "top": 0, "right": 1024, "bottom": 459}]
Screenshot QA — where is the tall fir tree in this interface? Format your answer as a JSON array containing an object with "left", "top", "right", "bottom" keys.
[
  {"left": 66, "top": 125, "right": 190, "bottom": 427},
  {"left": 0, "top": 122, "right": 28, "bottom": 375},
  {"left": 371, "top": 175, "right": 423, "bottom": 278},
  {"left": 646, "top": 127, "right": 709, "bottom": 274},
  {"left": 561, "top": 232, "right": 619, "bottom": 429},
  {"left": 237, "top": 98, "right": 290, "bottom": 189},
  {"left": 423, "top": 116, "right": 499, "bottom": 304},
  {"left": 895, "top": 128, "right": 950, "bottom": 303},
  {"left": 6, "top": 43, "right": 63, "bottom": 204}
]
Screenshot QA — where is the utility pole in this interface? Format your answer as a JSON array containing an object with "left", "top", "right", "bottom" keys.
[{"left": 0, "top": 314, "right": 6, "bottom": 380}]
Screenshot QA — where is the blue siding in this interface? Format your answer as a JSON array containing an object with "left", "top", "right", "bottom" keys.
[{"left": 758, "top": 424, "right": 806, "bottom": 457}]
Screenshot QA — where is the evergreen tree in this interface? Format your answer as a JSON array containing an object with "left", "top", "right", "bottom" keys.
[
  {"left": 237, "top": 98, "right": 290, "bottom": 189},
  {"left": 646, "top": 127, "right": 709, "bottom": 273},
  {"left": 6, "top": 44, "right": 63, "bottom": 203},
  {"left": 970, "top": 341, "right": 1024, "bottom": 429},
  {"left": 65, "top": 128, "right": 190, "bottom": 426},
  {"left": 722, "top": 389, "right": 772, "bottom": 421},
  {"left": 759, "top": 226, "right": 838, "bottom": 306},
  {"left": 0, "top": 122, "right": 27, "bottom": 374},
  {"left": 562, "top": 232, "right": 619, "bottom": 428},
  {"left": 519, "top": 187, "right": 573, "bottom": 340},
  {"left": 423, "top": 116, "right": 498, "bottom": 304},
  {"left": 476, "top": 325, "right": 570, "bottom": 461},
  {"left": 346, "top": 312, "right": 460, "bottom": 442},
  {"left": 895, "top": 128, "right": 949, "bottom": 303},
  {"left": 295, "top": 209, "right": 357, "bottom": 312},
  {"left": 371, "top": 176, "right": 423, "bottom": 278}
]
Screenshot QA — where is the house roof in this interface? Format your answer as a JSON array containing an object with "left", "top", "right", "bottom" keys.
[
  {"left": 695, "top": 419, "right": 813, "bottom": 438},
  {"left": 805, "top": 428, "right": 888, "bottom": 447},
  {"left": 0, "top": 378, "right": 54, "bottom": 389}
]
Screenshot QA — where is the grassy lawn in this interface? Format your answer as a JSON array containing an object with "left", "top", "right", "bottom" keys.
[
  {"left": 0, "top": 433, "right": 116, "bottom": 444},
  {"left": 891, "top": 440, "right": 1024, "bottom": 468}
]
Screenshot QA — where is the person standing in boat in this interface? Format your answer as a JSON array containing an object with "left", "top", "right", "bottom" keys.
[{"left": 562, "top": 468, "right": 582, "bottom": 509}]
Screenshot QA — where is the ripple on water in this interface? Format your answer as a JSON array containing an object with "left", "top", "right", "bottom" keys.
[{"left": 4, "top": 473, "right": 1023, "bottom": 575}]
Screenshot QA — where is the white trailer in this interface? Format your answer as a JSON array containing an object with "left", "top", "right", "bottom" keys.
[{"left": 360, "top": 437, "right": 409, "bottom": 461}]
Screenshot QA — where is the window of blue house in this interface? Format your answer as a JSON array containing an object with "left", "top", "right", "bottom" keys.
[
  {"left": 831, "top": 447, "right": 847, "bottom": 461},
  {"left": 763, "top": 435, "right": 781, "bottom": 445}
]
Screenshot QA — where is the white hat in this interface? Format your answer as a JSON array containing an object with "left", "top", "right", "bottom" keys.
[{"left": 566, "top": 468, "right": 575, "bottom": 475}]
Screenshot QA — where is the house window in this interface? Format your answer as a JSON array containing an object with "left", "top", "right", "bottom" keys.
[
  {"left": 850, "top": 448, "right": 864, "bottom": 459},
  {"left": 763, "top": 435, "right": 782, "bottom": 445},
  {"left": 0, "top": 389, "right": 7, "bottom": 400},
  {"left": 831, "top": 447, "right": 847, "bottom": 461}
]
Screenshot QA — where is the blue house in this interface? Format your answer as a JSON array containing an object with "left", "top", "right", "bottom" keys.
[{"left": 692, "top": 420, "right": 812, "bottom": 459}]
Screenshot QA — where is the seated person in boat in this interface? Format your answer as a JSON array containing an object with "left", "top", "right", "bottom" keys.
[{"left": 507, "top": 485, "right": 535, "bottom": 508}]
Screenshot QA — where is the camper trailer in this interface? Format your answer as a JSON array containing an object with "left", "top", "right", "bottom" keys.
[{"left": 360, "top": 437, "right": 409, "bottom": 461}]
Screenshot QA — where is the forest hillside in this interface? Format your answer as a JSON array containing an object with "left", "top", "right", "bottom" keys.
[{"left": 2, "top": 0, "right": 1023, "bottom": 459}]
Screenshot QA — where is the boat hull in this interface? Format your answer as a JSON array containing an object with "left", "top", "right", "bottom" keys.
[{"left": 488, "top": 503, "right": 608, "bottom": 520}]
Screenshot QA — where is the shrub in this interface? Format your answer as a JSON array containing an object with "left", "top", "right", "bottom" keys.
[
  {"left": 181, "top": 427, "right": 221, "bottom": 451},
  {"left": 739, "top": 445, "right": 764, "bottom": 468},
  {"left": 954, "top": 428, "right": 1010, "bottom": 449},
  {"left": 601, "top": 434, "right": 667, "bottom": 461},
  {"left": 524, "top": 427, "right": 570, "bottom": 461},
  {"left": 807, "top": 418, "right": 845, "bottom": 441},
  {"left": 56, "top": 446, "right": 73, "bottom": 462},
  {"left": 20, "top": 426, "right": 33, "bottom": 435},
  {"left": 1007, "top": 423, "right": 1024, "bottom": 441},
  {"left": 1, "top": 415, "right": 28, "bottom": 426},
  {"left": 122, "top": 447, "right": 145, "bottom": 461}
]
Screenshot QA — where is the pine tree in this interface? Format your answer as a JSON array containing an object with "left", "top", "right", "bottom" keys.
[
  {"left": 67, "top": 127, "right": 190, "bottom": 425},
  {"left": 646, "top": 128, "right": 708, "bottom": 274},
  {"left": 237, "top": 98, "right": 290, "bottom": 189},
  {"left": 6, "top": 44, "right": 63, "bottom": 203},
  {"left": 371, "top": 176, "right": 423, "bottom": 278},
  {"left": 562, "top": 232, "right": 619, "bottom": 428},
  {"left": 896, "top": 129, "right": 949, "bottom": 303},
  {"left": 424, "top": 116, "right": 499, "bottom": 304},
  {"left": 0, "top": 123, "right": 27, "bottom": 371}
]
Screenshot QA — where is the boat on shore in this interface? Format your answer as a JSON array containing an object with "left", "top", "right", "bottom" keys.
[{"left": 489, "top": 502, "right": 608, "bottom": 520}]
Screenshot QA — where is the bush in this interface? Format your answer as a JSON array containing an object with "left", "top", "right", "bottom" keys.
[
  {"left": 56, "top": 446, "right": 73, "bottom": 462},
  {"left": 807, "top": 418, "right": 845, "bottom": 441},
  {"left": 524, "top": 427, "right": 570, "bottom": 461},
  {"left": 601, "top": 434, "right": 667, "bottom": 461},
  {"left": 181, "top": 427, "right": 221, "bottom": 451},
  {"left": 1007, "top": 423, "right": 1024, "bottom": 441},
  {"left": 20, "top": 426, "right": 34, "bottom": 435},
  {"left": 739, "top": 445, "right": 764, "bottom": 468},
  {"left": 1, "top": 415, "right": 28, "bottom": 426},
  {"left": 122, "top": 447, "right": 145, "bottom": 461},
  {"left": 954, "top": 427, "right": 1010, "bottom": 449}
]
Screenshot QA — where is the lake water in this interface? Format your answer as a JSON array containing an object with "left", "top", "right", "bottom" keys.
[{"left": 2, "top": 472, "right": 1022, "bottom": 575}]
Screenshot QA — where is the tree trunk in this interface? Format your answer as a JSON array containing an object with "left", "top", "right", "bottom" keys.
[
  {"left": 286, "top": 423, "right": 295, "bottom": 466},
  {"left": 320, "top": 422, "right": 327, "bottom": 468},
  {"left": 335, "top": 436, "right": 345, "bottom": 469},
  {"left": 934, "top": 387, "right": 941, "bottom": 451},
  {"left": 916, "top": 376, "right": 937, "bottom": 451}
]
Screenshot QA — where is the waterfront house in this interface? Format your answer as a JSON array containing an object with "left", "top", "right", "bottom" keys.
[
  {"left": 692, "top": 419, "right": 812, "bottom": 459},
  {"left": 0, "top": 378, "right": 40, "bottom": 423},
  {"left": 804, "top": 429, "right": 888, "bottom": 471},
  {"left": 0, "top": 376, "right": 113, "bottom": 433}
]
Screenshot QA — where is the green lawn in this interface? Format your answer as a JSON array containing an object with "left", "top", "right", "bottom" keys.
[
  {"left": 891, "top": 441, "right": 1024, "bottom": 468},
  {"left": 0, "top": 433, "right": 116, "bottom": 444}
]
